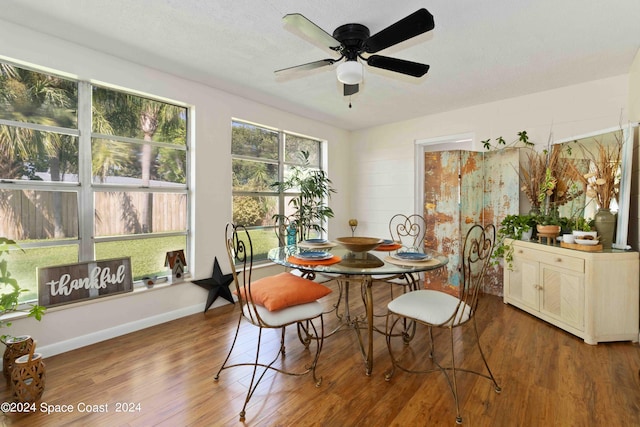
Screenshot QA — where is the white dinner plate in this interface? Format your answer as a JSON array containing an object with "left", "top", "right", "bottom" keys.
[{"left": 575, "top": 238, "right": 599, "bottom": 246}]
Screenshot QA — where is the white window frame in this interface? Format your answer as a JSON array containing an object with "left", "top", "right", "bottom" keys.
[
  {"left": 231, "top": 119, "right": 327, "bottom": 259},
  {"left": 0, "top": 60, "right": 191, "bottom": 300}
]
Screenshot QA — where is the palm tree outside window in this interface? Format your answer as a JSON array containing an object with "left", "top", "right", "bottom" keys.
[{"left": 0, "top": 60, "right": 190, "bottom": 303}]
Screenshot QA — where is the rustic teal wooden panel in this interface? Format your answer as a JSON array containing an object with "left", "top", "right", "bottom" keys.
[
  {"left": 423, "top": 149, "right": 519, "bottom": 296},
  {"left": 483, "top": 148, "right": 519, "bottom": 295},
  {"left": 424, "top": 151, "right": 467, "bottom": 292}
]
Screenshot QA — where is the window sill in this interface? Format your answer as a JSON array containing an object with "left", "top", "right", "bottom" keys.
[{"left": 2, "top": 274, "right": 194, "bottom": 323}]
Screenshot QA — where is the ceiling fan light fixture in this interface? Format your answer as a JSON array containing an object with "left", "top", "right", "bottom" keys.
[{"left": 336, "top": 61, "right": 363, "bottom": 85}]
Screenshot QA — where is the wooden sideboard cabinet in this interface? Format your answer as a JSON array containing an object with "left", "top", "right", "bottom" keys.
[{"left": 503, "top": 239, "right": 639, "bottom": 344}]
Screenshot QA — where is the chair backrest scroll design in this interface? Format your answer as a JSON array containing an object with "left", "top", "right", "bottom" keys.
[
  {"left": 389, "top": 214, "right": 426, "bottom": 251},
  {"left": 225, "top": 223, "right": 262, "bottom": 325},
  {"left": 460, "top": 223, "right": 496, "bottom": 315}
]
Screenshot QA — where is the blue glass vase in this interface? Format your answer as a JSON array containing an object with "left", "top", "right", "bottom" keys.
[{"left": 286, "top": 225, "right": 297, "bottom": 245}]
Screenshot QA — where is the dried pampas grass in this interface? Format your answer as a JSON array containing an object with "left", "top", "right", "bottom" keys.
[
  {"left": 569, "top": 133, "right": 623, "bottom": 209},
  {"left": 519, "top": 144, "right": 584, "bottom": 213}
]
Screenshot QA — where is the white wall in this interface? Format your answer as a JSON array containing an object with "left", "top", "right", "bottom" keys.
[
  {"left": 349, "top": 75, "right": 632, "bottom": 238},
  {"left": 0, "top": 20, "right": 351, "bottom": 356}
]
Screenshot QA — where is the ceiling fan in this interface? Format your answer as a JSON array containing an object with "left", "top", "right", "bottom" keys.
[{"left": 275, "top": 8, "right": 434, "bottom": 99}]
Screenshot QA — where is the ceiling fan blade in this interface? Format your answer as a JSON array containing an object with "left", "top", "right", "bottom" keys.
[
  {"left": 344, "top": 84, "right": 359, "bottom": 96},
  {"left": 283, "top": 13, "right": 341, "bottom": 51},
  {"left": 363, "top": 8, "right": 434, "bottom": 54},
  {"left": 366, "top": 55, "right": 429, "bottom": 77},
  {"left": 275, "top": 58, "right": 336, "bottom": 75}
]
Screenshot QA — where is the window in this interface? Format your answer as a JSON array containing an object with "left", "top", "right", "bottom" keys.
[
  {"left": 231, "top": 120, "right": 324, "bottom": 261},
  {"left": 0, "top": 61, "right": 190, "bottom": 302}
]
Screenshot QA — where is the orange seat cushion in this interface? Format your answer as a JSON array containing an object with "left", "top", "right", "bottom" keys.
[{"left": 234, "top": 272, "right": 332, "bottom": 311}]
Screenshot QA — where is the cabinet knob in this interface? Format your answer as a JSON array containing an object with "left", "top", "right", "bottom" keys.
[{"left": 555, "top": 258, "right": 562, "bottom": 262}]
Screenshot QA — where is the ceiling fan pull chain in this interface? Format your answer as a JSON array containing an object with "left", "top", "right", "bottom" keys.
[{"left": 349, "top": 96, "right": 352, "bottom": 108}]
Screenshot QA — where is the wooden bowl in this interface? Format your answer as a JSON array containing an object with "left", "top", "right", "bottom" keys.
[
  {"left": 335, "top": 237, "right": 383, "bottom": 253},
  {"left": 536, "top": 225, "right": 561, "bottom": 235}
]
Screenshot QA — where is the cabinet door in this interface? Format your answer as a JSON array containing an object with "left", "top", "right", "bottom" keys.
[
  {"left": 505, "top": 256, "right": 539, "bottom": 310},
  {"left": 539, "top": 264, "right": 584, "bottom": 331}
]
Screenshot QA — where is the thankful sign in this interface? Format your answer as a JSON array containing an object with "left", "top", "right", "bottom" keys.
[{"left": 38, "top": 257, "right": 133, "bottom": 307}]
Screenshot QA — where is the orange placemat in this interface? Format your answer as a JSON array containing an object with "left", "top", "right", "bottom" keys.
[
  {"left": 287, "top": 255, "right": 342, "bottom": 266},
  {"left": 376, "top": 243, "right": 403, "bottom": 251}
]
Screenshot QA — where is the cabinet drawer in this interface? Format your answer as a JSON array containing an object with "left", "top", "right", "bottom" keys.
[{"left": 512, "top": 246, "right": 584, "bottom": 273}]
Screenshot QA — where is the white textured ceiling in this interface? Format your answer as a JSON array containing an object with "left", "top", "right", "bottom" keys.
[{"left": 2, "top": 0, "right": 640, "bottom": 130}]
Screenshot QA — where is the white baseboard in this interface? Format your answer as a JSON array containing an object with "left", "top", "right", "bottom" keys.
[{"left": 37, "top": 303, "right": 204, "bottom": 358}]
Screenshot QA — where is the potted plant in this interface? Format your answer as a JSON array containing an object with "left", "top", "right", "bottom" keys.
[
  {"left": 572, "top": 217, "right": 594, "bottom": 232},
  {"left": 0, "top": 238, "right": 46, "bottom": 332},
  {"left": 492, "top": 214, "right": 536, "bottom": 268},
  {"left": 535, "top": 161, "right": 561, "bottom": 236},
  {"left": 1, "top": 237, "right": 46, "bottom": 380},
  {"left": 535, "top": 212, "right": 562, "bottom": 238},
  {"left": 271, "top": 151, "right": 336, "bottom": 242}
]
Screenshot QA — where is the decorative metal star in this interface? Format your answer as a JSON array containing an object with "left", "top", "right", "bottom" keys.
[{"left": 192, "top": 257, "right": 235, "bottom": 312}]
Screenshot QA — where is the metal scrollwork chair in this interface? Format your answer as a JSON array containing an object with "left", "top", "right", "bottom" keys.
[
  {"left": 374, "top": 213, "right": 428, "bottom": 290},
  {"left": 390, "top": 213, "right": 427, "bottom": 253},
  {"left": 385, "top": 223, "right": 501, "bottom": 425},
  {"left": 370, "top": 214, "right": 429, "bottom": 338},
  {"left": 215, "top": 223, "right": 328, "bottom": 422}
]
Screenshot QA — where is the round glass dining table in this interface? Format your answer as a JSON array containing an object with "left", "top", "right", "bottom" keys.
[{"left": 268, "top": 244, "right": 448, "bottom": 375}]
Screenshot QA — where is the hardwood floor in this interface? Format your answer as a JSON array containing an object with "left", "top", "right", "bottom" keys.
[{"left": 1, "top": 278, "right": 639, "bottom": 426}]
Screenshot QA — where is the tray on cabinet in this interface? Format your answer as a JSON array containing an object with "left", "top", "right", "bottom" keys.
[{"left": 560, "top": 241, "right": 603, "bottom": 252}]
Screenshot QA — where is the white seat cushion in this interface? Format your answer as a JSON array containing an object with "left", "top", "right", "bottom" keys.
[
  {"left": 387, "top": 290, "right": 471, "bottom": 327},
  {"left": 243, "top": 300, "right": 324, "bottom": 327}
]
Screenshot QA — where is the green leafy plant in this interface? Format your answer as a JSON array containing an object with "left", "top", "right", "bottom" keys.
[
  {"left": 482, "top": 131, "right": 533, "bottom": 151},
  {"left": 572, "top": 216, "right": 595, "bottom": 232},
  {"left": 0, "top": 237, "right": 46, "bottom": 340},
  {"left": 534, "top": 212, "right": 562, "bottom": 226},
  {"left": 536, "top": 143, "right": 584, "bottom": 217},
  {"left": 538, "top": 167, "right": 556, "bottom": 204},
  {"left": 271, "top": 151, "right": 336, "bottom": 242},
  {"left": 558, "top": 216, "right": 573, "bottom": 234},
  {"left": 492, "top": 214, "right": 536, "bottom": 268}
]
